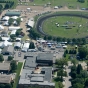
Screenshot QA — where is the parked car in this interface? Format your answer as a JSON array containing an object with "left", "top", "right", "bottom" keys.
[{"left": 18, "top": 52, "right": 21, "bottom": 57}]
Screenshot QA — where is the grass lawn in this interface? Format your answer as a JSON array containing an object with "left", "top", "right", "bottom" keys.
[
  {"left": 42, "top": 16, "right": 88, "bottom": 38},
  {"left": 22, "top": 35, "right": 29, "bottom": 41},
  {"left": 21, "top": 0, "right": 88, "bottom": 9},
  {"left": 13, "top": 62, "right": 23, "bottom": 88}
]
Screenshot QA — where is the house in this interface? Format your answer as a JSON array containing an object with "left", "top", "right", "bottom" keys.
[
  {"left": 0, "top": 30, "right": 8, "bottom": 37},
  {"left": 0, "top": 63, "right": 10, "bottom": 73},
  {"left": 0, "top": 75, "right": 13, "bottom": 84},
  {"left": 2, "top": 45, "right": 14, "bottom": 55},
  {"left": 14, "top": 42, "right": 21, "bottom": 49},
  {"left": 36, "top": 53, "right": 53, "bottom": 66}
]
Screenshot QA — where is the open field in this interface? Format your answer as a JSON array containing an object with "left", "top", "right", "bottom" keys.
[
  {"left": 43, "top": 16, "right": 88, "bottom": 38},
  {"left": 19, "top": 0, "right": 88, "bottom": 9}
]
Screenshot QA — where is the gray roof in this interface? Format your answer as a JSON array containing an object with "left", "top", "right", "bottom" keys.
[
  {"left": 5, "top": 11, "right": 21, "bottom": 16},
  {"left": 1, "top": 30, "right": 7, "bottom": 34},
  {"left": 19, "top": 67, "right": 54, "bottom": 86},
  {"left": 14, "top": 42, "right": 21, "bottom": 48},
  {"left": 42, "top": 67, "right": 52, "bottom": 82},
  {"left": 30, "top": 77, "right": 44, "bottom": 82},
  {"left": 0, "top": 63, "right": 10, "bottom": 71},
  {"left": 37, "top": 53, "right": 53, "bottom": 61},
  {"left": 24, "top": 57, "right": 36, "bottom": 68},
  {"left": 24, "top": 52, "right": 38, "bottom": 57},
  {"left": 2, "top": 45, "right": 14, "bottom": 53},
  {"left": 0, "top": 75, "right": 12, "bottom": 83}
]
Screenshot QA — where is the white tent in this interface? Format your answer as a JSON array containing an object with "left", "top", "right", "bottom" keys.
[
  {"left": 2, "top": 16, "right": 9, "bottom": 21},
  {"left": 2, "top": 37, "right": 10, "bottom": 41},
  {"left": 3, "top": 21, "right": 9, "bottom": 26},
  {"left": 0, "top": 25, "right": 4, "bottom": 30},
  {"left": 13, "top": 21, "right": 17, "bottom": 25},
  {"left": 11, "top": 16, "right": 18, "bottom": 20},
  {"left": 22, "top": 43, "right": 29, "bottom": 52},
  {"left": 11, "top": 30, "right": 16, "bottom": 35},
  {"left": 8, "top": 26, "right": 21, "bottom": 31},
  {"left": 54, "top": 6, "right": 58, "bottom": 9},
  {"left": 27, "top": 8, "right": 31, "bottom": 10},
  {"left": 3, "top": 41, "right": 12, "bottom": 47},
  {"left": 27, "top": 20, "right": 34, "bottom": 28}
]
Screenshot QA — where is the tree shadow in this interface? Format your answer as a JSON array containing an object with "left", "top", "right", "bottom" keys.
[{"left": 54, "top": 77, "right": 63, "bottom": 82}]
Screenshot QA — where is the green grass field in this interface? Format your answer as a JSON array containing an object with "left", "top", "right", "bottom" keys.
[
  {"left": 13, "top": 62, "right": 23, "bottom": 88},
  {"left": 42, "top": 16, "right": 88, "bottom": 38},
  {"left": 24, "top": 0, "right": 88, "bottom": 9}
]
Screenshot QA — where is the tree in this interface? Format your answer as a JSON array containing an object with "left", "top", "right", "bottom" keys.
[
  {"left": 0, "top": 4, "right": 3, "bottom": 11},
  {"left": 47, "top": 36, "right": 52, "bottom": 40},
  {"left": 4, "top": 3, "right": 10, "bottom": 9},
  {"left": 71, "top": 58, "right": 78, "bottom": 65},
  {"left": 8, "top": 56, "right": 13, "bottom": 61},
  {"left": 57, "top": 69, "right": 67, "bottom": 81},
  {"left": 0, "top": 84, "right": 5, "bottom": 88},
  {"left": 29, "top": 42, "right": 35, "bottom": 49},
  {"left": 10, "top": 60, "right": 17, "bottom": 72},
  {"left": 71, "top": 71, "right": 76, "bottom": 79},
  {"left": 56, "top": 58, "right": 68, "bottom": 68},
  {"left": 5, "top": 84, "right": 12, "bottom": 88},
  {"left": 71, "top": 78, "right": 84, "bottom": 86},
  {"left": 77, "top": 0, "right": 85, "bottom": 3},
  {"left": 0, "top": 37, "right": 2, "bottom": 41},
  {"left": 77, "top": 64, "right": 82, "bottom": 74},
  {"left": 10, "top": 34, "right": 16, "bottom": 40},
  {"left": 8, "top": 18, "right": 14, "bottom": 26},
  {"left": 16, "top": 18, "right": 21, "bottom": 25},
  {"left": 58, "top": 81, "right": 64, "bottom": 88},
  {"left": 73, "top": 83, "right": 84, "bottom": 88},
  {"left": 85, "top": 78, "right": 88, "bottom": 87},
  {"left": 0, "top": 54, "right": 4, "bottom": 62},
  {"left": 80, "top": 70, "right": 88, "bottom": 81},
  {"left": 44, "top": 36, "right": 47, "bottom": 40},
  {"left": 78, "top": 47, "right": 88, "bottom": 59}
]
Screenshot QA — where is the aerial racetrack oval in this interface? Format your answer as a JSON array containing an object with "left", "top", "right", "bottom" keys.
[{"left": 36, "top": 11, "right": 88, "bottom": 38}]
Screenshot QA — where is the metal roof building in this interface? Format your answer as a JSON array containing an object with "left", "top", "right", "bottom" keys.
[{"left": 5, "top": 11, "right": 21, "bottom": 16}]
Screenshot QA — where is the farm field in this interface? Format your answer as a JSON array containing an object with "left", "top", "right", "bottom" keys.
[
  {"left": 25, "top": 0, "right": 88, "bottom": 9},
  {"left": 42, "top": 16, "right": 88, "bottom": 38}
]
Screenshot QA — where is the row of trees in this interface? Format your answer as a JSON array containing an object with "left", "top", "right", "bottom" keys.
[
  {"left": 55, "top": 59, "right": 68, "bottom": 81},
  {"left": 0, "top": 84, "right": 12, "bottom": 88},
  {"left": 77, "top": 0, "right": 85, "bottom": 3},
  {"left": 71, "top": 64, "right": 88, "bottom": 88},
  {"left": 29, "top": 29, "right": 40, "bottom": 40},
  {"left": 78, "top": 47, "right": 88, "bottom": 60},
  {"left": 44, "top": 36, "right": 86, "bottom": 45}
]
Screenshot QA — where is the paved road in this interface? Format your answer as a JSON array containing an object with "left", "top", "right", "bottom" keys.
[{"left": 64, "top": 61, "right": 72, "bottom": 88}]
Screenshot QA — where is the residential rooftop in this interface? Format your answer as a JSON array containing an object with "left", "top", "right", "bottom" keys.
[
  {"left": 0, "top": 63, "right": 10, "bottom": 71},
  {"left": 0, "top": 74, "right": 12, "bottom": 84}
]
